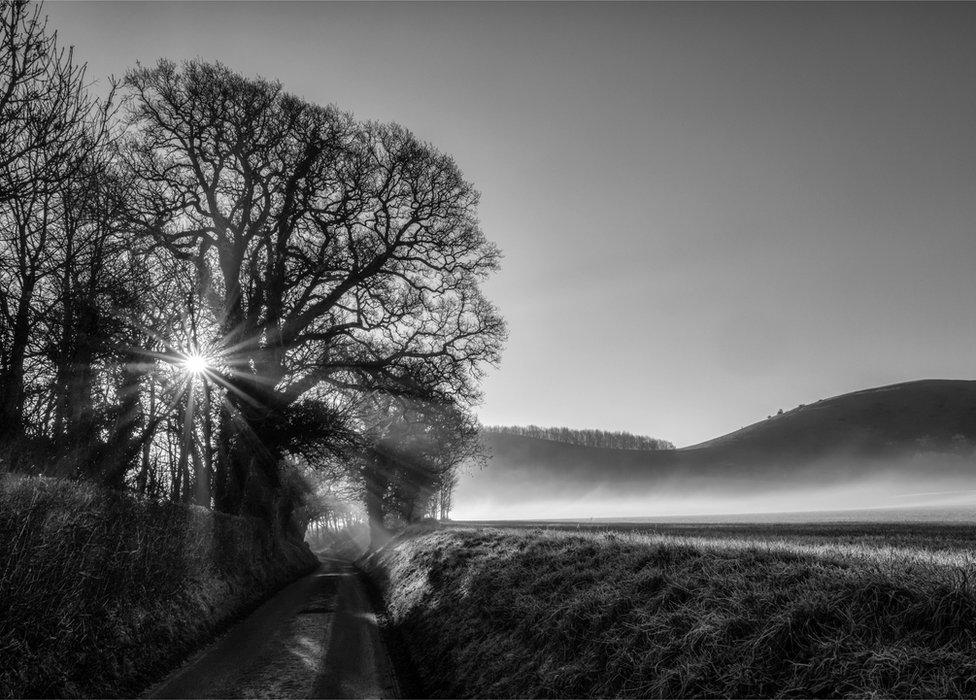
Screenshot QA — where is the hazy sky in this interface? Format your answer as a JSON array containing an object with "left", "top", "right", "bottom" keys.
[{"left": 48, "top": 2, "right": 976, "bottom": 446}]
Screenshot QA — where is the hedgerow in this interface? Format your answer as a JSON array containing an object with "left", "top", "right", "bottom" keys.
[{"left": 0, "top": 475, "right": 317, "bottom": 698}]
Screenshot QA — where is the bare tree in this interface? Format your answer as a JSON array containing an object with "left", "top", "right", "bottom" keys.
[
  {"left": 352, "top": 385, "right": 481, "bottom": 546},
  {"left": 0, "top": 0, "right": 115, "bottom": 462},
  {"left": 124, "top": 60, "right": 504, "bottom": 539}
]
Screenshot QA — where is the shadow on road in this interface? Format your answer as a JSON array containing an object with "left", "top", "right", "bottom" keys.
[{"left": 146, "top": 557, "right": 399, "bottom": 699}]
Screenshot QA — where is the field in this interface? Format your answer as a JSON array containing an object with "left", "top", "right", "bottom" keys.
[
  {"left": 455, "top": 517, "right": 976, "bottom": 557},
  {"left": 366, "top": 521, "right": 976, "bottom": 698}
]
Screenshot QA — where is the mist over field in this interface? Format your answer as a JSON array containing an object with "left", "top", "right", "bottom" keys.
[
  {"left": 453, "top": 463, "right": 976, "bottom": 521},
  {"left": 453, "top": 380, "right": 976, "bottom": 522}
]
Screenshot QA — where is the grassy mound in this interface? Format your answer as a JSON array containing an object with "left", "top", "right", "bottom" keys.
[
  {"left": 0, "top": 475, "right": 318, "bottom": 698},
  {"left": 366, "top": 526, "right": 976, "bottom": 698}
]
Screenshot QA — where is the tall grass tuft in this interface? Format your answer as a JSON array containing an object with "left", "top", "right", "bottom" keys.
[
  {"left": 366, "top": 526, "right": 976, "bottom": 698},
  {"left": 0, "top": 474, "right": 317, "bottom": 698}
]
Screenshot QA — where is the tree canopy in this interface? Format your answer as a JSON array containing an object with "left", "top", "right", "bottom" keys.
[
  {"left": 0, "top": 3, "right": 504, "bottom": 547},
  {"left": 123, "top": 59, "right": 505, "bottom": 536}
]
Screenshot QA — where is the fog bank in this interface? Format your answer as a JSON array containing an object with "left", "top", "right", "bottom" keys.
[{"left": 453, "top": 459, "right": 976, "bottom": 522}]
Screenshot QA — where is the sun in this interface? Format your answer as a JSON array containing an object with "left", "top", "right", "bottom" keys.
[{"left": 182, "top": 352, "right": 211, "bottom": 376}]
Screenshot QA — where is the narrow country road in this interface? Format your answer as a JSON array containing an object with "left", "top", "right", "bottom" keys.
[{"left": 146, "top": 557, "right": 400, "bottom": 699}]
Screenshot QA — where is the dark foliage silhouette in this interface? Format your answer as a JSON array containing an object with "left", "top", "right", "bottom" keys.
[
  {"left": 0, "top": 1, "right": 504, "bottom": 549},
  {"left": 485, "top": 425, "right": 674, "bottom": 451}
]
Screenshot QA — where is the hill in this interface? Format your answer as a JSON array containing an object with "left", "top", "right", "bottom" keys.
[
  {"left": 455, "top": 380, "right": 976, "bottom": 519},
  {"left": 685, "top": 379, "right": 976, "bottom": 457}
]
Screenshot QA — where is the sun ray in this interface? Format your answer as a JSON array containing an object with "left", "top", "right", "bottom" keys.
[
  {"left": 182, "top": 352, "right": 210, "bottom": 376},
  {"left": 205, "top": 369, "right": 268, "bottom": 408}
]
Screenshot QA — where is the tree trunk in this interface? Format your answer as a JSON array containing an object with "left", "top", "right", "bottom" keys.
[
  {"left": 0, "top": 289, "right": 33, "bottom": 463},
  {"left": 364, "top": 468, "right": 390, "bottom": 550},
  {"left": 98, "top": 353, "right": 145, "bottom": 489}
]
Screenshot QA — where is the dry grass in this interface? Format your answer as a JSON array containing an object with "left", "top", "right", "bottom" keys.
[
  {"left": 0, "top": 474, "right": 318, "bottom": 698},
  {"left": 366, "top": 524, "right": 976, "bottom": 698}
]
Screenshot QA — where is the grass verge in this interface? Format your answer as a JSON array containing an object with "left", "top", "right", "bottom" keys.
[
  {"left": 365, "top": 525, "right": 976, "bottom": 698},
  {"left": 0, "top": 475, "right": 317, "bottom": 698}
]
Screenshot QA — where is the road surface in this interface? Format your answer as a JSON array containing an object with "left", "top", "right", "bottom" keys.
[{"left": 146, "top": 557, "right": 400, "bottom": 699}]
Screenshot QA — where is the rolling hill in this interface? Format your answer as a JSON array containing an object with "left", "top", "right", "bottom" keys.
[{"left": 454, "top": 380, "right": 976, "bottom": 518}]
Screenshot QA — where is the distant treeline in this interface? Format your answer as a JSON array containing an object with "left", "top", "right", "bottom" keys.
[{"left": 485, "top": 425, "right": 674, "bottom": 451}]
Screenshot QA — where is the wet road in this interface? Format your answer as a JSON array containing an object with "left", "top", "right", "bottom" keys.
[{"left": 147, "top": 558, "right": 399, "bottom": 699}]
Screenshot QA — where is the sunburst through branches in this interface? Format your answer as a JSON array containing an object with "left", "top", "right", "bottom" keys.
[{"left": 181, "top": 351, "right": 212, "bottom": 377}]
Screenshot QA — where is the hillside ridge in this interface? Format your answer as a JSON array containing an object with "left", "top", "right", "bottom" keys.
[
  {"left": 481, "top": 379, "right": 976, "bottom": 460},
  {"left": 457, "top": 379, "right": 976, "bottom": 516},
  {"left": 685, "top": 378, "right": 976, "bottom": 451}
]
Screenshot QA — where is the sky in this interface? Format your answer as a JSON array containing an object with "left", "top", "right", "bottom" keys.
[{"left": 47, "top": 2, "right": 976, "bottom": 447}]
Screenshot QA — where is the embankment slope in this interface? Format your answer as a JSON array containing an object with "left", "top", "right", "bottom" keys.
[
  {"left": 367, "top": 526, "right": 976, "bottom": 698},
  {"left": 0, "top": 475, "right": 317, "bottom": 698}
]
